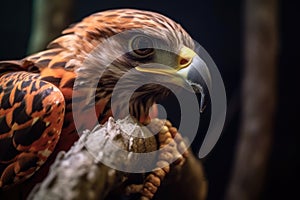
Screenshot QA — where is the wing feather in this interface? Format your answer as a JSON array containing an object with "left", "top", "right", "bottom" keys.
[{"left": 0, "top": 71, "right": 65, "bottom": 189}]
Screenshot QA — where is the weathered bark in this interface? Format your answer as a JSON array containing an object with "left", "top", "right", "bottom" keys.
[
  {"left": 27, "top": 0, "right": 74, "bottom": 54},
  {"left": 225, "top": 0, "right": 278, "bottom": 199},
  {"left": 28, "top": 117, "right": 207, "bottom": 200}
]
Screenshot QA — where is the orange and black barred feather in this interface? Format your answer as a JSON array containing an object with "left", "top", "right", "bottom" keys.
[
  {"left": 0, "top": 12, "right": 122, "bottom": 190},
  {"left": 0, "top": 9, "right": 196, "bottom": 198},
  {"left": 0, "top": 72, "right": 65, "bottom": 189}
]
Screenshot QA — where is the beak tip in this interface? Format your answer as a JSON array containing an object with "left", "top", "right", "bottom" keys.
[
  {"left": 187, "top": 55, "right": 211, "bottom": 85},
  {"left": 186, "top": 55, "right": 212, "bottom": 113}
]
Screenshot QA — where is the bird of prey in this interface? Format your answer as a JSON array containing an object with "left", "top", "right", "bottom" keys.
[{"left": 0, "top": 8, "right": 210, "bottom": 199}]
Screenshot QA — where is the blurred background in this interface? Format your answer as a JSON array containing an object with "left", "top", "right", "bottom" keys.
[{"left": 0, "top": 0, "right": 298, "bottom": 199}]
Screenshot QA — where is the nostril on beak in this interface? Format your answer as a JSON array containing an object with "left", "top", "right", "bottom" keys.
[
  {"left": 177, "top": 46, "right": 196, "bottom": 70},
  {"left": 179, "top": 58, "right": 189, "bottom": 66},
  {"left": 177, "top": 57, "right": 192, "bottom": 70}
]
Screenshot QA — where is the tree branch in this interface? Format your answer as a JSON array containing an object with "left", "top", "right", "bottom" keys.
[
  {"left": 28, "top": 117, "right": 207, "bottom": 200},
  {"left": 27, "top": 0, "right": 74, "bottom": 54},
  {"left": 225, "top": 0, "right": 278, "bottom": 199}
]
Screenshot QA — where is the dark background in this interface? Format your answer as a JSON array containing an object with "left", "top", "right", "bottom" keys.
[{"left": 0, "top": 0, "right": 298, "bottom": 199}]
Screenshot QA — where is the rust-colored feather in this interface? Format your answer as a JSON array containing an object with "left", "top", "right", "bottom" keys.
[
  {"left": 0, "top": 72, "right": 65, "bottom": 189},
  {"left": 0, "top": 9, "right": 195, "bottom": 198}
]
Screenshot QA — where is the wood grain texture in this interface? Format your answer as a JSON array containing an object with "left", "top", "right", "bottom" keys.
[{"left": 28, "top": 117, "right": 207, "bottom": 200}]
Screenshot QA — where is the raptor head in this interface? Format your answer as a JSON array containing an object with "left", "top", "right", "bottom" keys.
[{"left": 74, "top": 9, "right": 211, "bottom": 125}]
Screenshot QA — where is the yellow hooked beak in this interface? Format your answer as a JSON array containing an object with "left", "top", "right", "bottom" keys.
[
  {"left": 135, "top": 46, "right": 211, "bottom": 92},
  {"left": 135, "top": 46, "right": 197, "bottom": 75},
  {"left": 135, "top": 46, "right": 212, "bottom": 112}
]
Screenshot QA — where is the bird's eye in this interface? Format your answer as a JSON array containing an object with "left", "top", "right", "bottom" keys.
[{"left": 130, "top": 36, "right": 154, "bottom": 58}]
